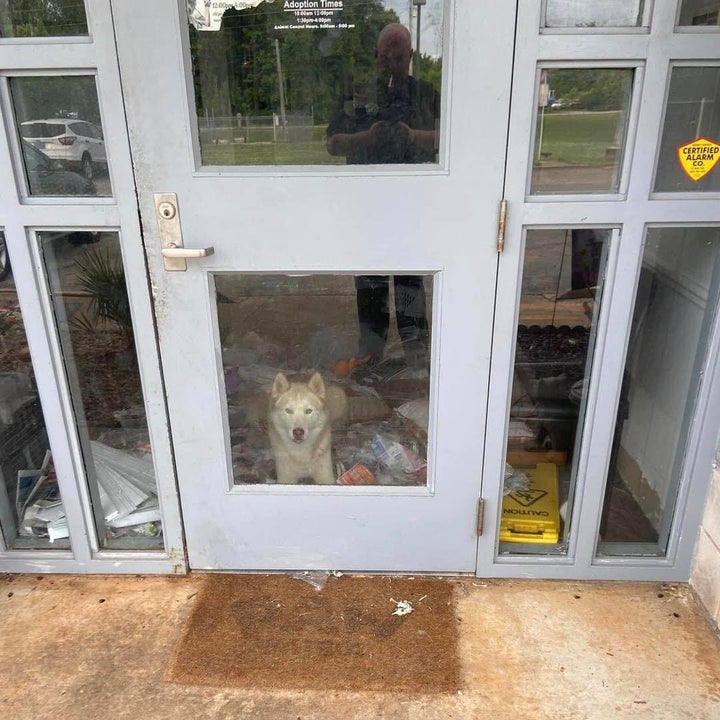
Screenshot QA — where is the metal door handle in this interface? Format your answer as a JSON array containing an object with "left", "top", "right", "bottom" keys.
[
  {"left": 154, "top": 192, "right": 214, "bottom": 271},
  {"left": 161, "top": 245, "right": 214, "bottom": 259}
]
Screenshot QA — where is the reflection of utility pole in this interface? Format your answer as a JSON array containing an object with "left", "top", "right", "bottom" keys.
[
  {"left": 274, "top": 38, "right": 287, "bottom": 141},
  {"left": 537, "top": 70, "right": 549, "bottom": 163},
  {"left": 412, "top": 0, "right": 426, "bottom": 78}
]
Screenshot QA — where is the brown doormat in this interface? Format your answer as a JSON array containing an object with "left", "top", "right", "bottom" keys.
[{"left": 165, "top": 574, "right": 460, "bottom": 693}]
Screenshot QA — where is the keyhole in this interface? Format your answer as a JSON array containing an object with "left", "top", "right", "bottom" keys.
[{"left": 158, "top": 202, "right": 176, "bottom": 220}]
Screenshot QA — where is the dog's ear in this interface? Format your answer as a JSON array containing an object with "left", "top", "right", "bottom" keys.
[
  {"left": 271, "top": 372, "right": 290, "bottom": 400},
  {"left": 308, "top": 372, "right": 326, "bottom": 399}
]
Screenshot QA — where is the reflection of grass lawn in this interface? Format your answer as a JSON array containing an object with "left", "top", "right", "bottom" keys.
[
  {"left": 537, "top": 111, "right": 621, "bottom": 166},
  {"left": 202, "top": 140, "right": 346, "bottom": 166},
  {"left": 200, "top": 124, "right": 345, "bottom": 166}
]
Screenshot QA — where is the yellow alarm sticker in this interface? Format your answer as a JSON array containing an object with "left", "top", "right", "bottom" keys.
[{"left": 677, "top": 138, "right": 720, "bottom": 182}]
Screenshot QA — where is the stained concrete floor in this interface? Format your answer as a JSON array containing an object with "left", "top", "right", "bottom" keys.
[{"left": 1, "top": 573, "right": 719, "bottom": 720}]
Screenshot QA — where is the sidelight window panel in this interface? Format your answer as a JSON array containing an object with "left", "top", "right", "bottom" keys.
[
  {"left": 597, "top": 227, "right": 720, "bottom": 556},
  {"left": 654, "top": 66, "right": 720, "bottom": 193},
  {"left": 531, "top": 67, "right": 634, "bottom": 195},
  {"left": 0, "top": 0, "right": 88, "bottom": 38},
  {"left": 498, "top": 228, "right": 609, "bottom": 556},
  {"left": 544, "top": 0, "right": 646, "bottom": 28},
  {"left": 40, "top": 231, "right": 163, "bottom": 551},
  {"left": 0, "top": 230, "right": 69, "bottom": 550}
]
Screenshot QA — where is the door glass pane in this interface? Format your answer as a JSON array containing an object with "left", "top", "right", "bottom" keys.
[
  {"left": 0, "top": 0, "right": 88, "bottom": 38},
  {"left": 186, "top": 0, "right": 443, "bottom": 166},
  {"left": 544, "top": 0, "right": 646, "bottom": 28},
  {"left": 678, "top": 1, "right": 720, "bottom": 26},
  {"left": 10, "top": 76, "right": 111, "bottom": 197},
  {"left": 40, "top": 232, "right": 163, "bottom": 550},
  {"left": 531, "top": 68, "right": 634, "bottom": 195},
  {"left": 598, "top": 228, "right": 720, "bottom": 556},
  {"left": 499, "top": 229, "right": 608, "bottom": 555},
  {"left": 653, "top": 67, "right": 720, "bottom": 193},
  {"left": 216, "top": 274, "right": 432, "bottom": 487},
  {"left": 0, "top": 230, "right": 69, "bottom": 550}
]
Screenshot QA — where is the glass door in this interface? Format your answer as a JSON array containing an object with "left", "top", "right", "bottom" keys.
[
  {"left": 112, "top": 0, "right": 517, "bottom": 571},
  {"left": 484, "top": 0, "right": 720, "bottom": 580}
]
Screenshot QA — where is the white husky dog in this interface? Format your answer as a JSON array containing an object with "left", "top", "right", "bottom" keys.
[{"left": 268, "top": 372, "right": 345, "bottom": 485}]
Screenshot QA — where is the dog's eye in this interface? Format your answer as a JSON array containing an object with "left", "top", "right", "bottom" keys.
[
  {"left": 304, "top": 408, "right": 313, "bottom": 415},
  {"left": 284, "top": 408, "right": 293, "bottom": 414}
]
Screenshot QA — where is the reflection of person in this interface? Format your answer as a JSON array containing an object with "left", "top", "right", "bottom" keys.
[{"left": 327, "top": 23, "right": 439, "bottom": 373}]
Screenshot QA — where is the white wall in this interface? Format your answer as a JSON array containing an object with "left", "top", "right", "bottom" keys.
[{"left": 691, "top": 462, "right": 720, "bottom": 630}]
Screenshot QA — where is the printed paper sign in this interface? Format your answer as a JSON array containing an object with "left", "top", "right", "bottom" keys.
[
  {"left": 188, "top": 0, "right": 350, "bottom": 32},
  {"left": 677, "top": 137, "right": 720, "bottom": 182}
]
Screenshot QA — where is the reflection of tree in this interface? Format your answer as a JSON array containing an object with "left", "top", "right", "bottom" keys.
[
  {"left": 0, "top": 0, "right": 87, "bottom": 37},
  {"left": 191, "top": 0, "right": 399, "bottom": 122},
  {"left": 11, "top": 76, "right": 101, "bottom": 125},
  {"left": 550, "top": 68, "right": 631, "bottom": 111},
  {"left": 420, "top": 54, "right": 441, "bottom": 94},
  {"left": 72, "top": 247, "right": 134, "bottom": 351}
]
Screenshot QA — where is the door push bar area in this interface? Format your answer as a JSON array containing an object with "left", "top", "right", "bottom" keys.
[{"left": 154, "top": 192, "right": 214, "bottom": 271}]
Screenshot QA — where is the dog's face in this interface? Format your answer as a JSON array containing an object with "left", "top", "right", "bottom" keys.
[{"left": 269, "top": 372, "right": 329, "bottom": 445}]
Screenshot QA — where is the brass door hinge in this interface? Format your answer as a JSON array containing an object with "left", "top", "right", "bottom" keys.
[
  {"left": 497, "top": 199, "right": 508, "bottom": 253},
  {"left": 477, "top": 497, "right": 485, "bottom": 536}
]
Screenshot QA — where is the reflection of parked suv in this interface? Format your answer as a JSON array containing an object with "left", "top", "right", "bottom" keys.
[{"left": 20, "top": 119, "right": 106, "bottom": 180}]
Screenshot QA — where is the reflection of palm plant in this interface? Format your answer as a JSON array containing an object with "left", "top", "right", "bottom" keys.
[{"left": 72, "top": 247, "right": 134, "bottom": 349}]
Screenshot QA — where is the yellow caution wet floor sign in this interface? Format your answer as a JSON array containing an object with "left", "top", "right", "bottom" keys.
[{"left": 677, "top": 137, "right": 720, "bottom": 181}]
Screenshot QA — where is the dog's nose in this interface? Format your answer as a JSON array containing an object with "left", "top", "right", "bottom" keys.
[{"left": 293, "top": 428, "right": 305, "bottom": 442}]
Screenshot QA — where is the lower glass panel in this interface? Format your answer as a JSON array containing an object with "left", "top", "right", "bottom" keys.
[
  {"left": 598, "top": 227, "right": 720, "bottom": 557},
  {"left": 0, "top": 230, "right": 69, "bottom": 550},
  {"left": 499, "top": 229, "right": 609, "bottom": 555},
  {"left": 40, "top": 232, "right": 163, "bottom": 550},
  {"left": 216, "top": 274, "right": 432, "bottom": 487}
]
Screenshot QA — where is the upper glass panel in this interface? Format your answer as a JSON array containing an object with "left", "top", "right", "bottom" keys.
[
  {"left": 10, "top": 76, "right": 111, "bottom": 197},
  {"left": 0, "top": 0, "right": 87, "bottom": 38},
  {"left": 187, "top": 0, "right": 443, "bottom": 166},
  {"left": 531, "top": 67, "right": 634, "bottom": 195},
  {"left": 678, "top": 0, "right": 720, "bottom": 26},
  {"left": 216, "top": 273, "right": 431, "bottom": 487},
  {"left": 544, "top": 0, "right": 646, "bottom": 28},
  {"left": 0, "top": 230, "right": 70, "bottom": 550},
  {"left": 654, "top": 66, "right": 720, "bottom": 193}
]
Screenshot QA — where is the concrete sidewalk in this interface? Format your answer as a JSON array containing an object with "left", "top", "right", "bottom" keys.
[{"left": 1, "top": 573, "right": 718, "bottom": 720}]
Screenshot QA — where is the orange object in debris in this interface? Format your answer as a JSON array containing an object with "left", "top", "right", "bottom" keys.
[
  {"left": 334, "top": 354, "right": 372, "bottom": 377},
  {"left": 337, "top": 463, "right": 376, "bottom": 485}
]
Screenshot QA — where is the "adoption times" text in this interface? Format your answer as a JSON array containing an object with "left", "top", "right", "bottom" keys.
[{"left": 284, "top": 1, "right": 344, "bottom": 9}]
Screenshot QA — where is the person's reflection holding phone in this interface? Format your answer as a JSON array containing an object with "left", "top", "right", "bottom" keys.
[{"left": 327, "top": 23, "right": 439, "bottom": 378}]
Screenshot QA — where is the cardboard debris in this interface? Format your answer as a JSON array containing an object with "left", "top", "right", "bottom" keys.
[{"left": 16, "top": 442, "right": 161, "bottom": 541}]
